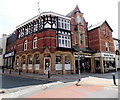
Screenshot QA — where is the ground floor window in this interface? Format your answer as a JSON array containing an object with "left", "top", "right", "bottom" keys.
[
  {"left": 4, "top": 58, "right": 7, "bottom": 66},
  {"left": 34, "top": 54, "right": 40, "bottom": 70},
  {"left": 65, "top": 55, "right": 71, "bottom": 70},
  {"left": 22, "top": 56, "right": 26, "bottom": 69},
  {"left": 28, "top": 55, "right": 32, "bottom": 70},
  {"left": 15, "top": 57, "right": 19, "bottom": 69},
  {"left": 56, "top": 54, "right": 62, "bottom": 70}
]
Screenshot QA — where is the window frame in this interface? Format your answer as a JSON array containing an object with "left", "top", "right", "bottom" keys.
[
  {"left": 105, "top": 42, "right": 109, "bottom": 51},
  {"left": 33, "top": 37, "right": 37, "bottom": 49},
  {"left": 24, "top": 40, "right": 27, "bottom": 51},
  {"left": 58, "top": 34, "right": 71, "bottom": 48}
]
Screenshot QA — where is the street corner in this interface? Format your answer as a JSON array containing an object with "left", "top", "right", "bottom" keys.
[
  {"left": 78, "top": 76, "right": 116, "bottom": 86},
  {"left": 28, "top": 83, "right": 103, "bottom": 98}
]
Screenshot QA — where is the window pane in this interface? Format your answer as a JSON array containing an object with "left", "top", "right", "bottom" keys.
[
  {"left": 35, "top": 54, "right": 40, "bottom": 64},
  {"left": 62, "top": 40, "right": 64, "bottom": 44},
  {"left": 56, "top": 55, "right": 61, "bottom": 64},
  {"left": 65, "top": 40, "right": 67, "bottom": 46}
]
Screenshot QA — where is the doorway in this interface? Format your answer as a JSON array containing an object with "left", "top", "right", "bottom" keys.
[{"left": 44, "top": 57, "right": 51, "bottom": 74}]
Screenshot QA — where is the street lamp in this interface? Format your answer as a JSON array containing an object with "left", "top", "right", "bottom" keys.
[
  {"left": 78, "top": 53, "right": 81, "bottom": 80},
  {"left": 76, "top": 52, "right": 82, "bottom": 86}
]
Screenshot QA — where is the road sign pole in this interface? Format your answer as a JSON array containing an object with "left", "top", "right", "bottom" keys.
[{"left": 76, "top": 53, "right": 81, "bottom": 86}]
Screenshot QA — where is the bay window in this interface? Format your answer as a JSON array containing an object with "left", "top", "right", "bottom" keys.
[{"left": 58, "top": 34, "right": 71, "bottom": 48}]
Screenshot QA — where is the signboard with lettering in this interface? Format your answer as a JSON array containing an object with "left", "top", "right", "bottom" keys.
[
  {"left": 94, "top": 53, "right": 115, "bottom": 58},
  {"left": 101, "top": 53, "right": 115, "bottom": 58},
  {"left": 4, "top": 51, "right": 15, "bottom": 58}
]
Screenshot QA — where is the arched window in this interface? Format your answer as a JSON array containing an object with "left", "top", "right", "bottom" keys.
[
  {"left": 33, "top": 37, "right": 37, "bottom": 49},
  {"left": 105, "top": 42, "right": 109, "bottom": 51},
  {"left": 28, "top": 55, "right": 32, "bottom": 70},
  {"left": 55, "top": 54, "right": 62, "bottom": 70},
  {"left": 22, "top": 56, "right": 26, "bottom": 70},
  {"left": 24, "top": 40, "right": 27, "bottom": 51},
  {"left": 34, "top": 54, "right": 40, "bottom": 70}
]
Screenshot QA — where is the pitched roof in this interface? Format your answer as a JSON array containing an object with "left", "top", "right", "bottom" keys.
[
  {"left": 66, "top": 5, "right": 82, "bottom": 17},
  {"left": 88, "top": 20, "right": 113, "bottom": 32}
]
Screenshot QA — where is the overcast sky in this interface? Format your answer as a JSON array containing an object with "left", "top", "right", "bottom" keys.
[{"left": 0, "top": 0, "right": 119, "bottom": 38}]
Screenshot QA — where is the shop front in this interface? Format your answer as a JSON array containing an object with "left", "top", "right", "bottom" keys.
[
  {"left": 94, "top": 52, "right": 115, "bottom": 73},
  {"left": 3, "top": 51, "right": 16, "bottom": 69},
  {"left": 74, "top": 52, "right": 93, "bottom": 73}
]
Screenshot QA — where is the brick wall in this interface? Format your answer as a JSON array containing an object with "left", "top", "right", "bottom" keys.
[
  {"left": 88, "top": 22, "right": 114, "bottom": 53},
  {"left": 16, "top": 29, "right": 56, "bottom": 55}
]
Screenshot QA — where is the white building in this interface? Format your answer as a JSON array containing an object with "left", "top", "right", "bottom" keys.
[
  {"left": 0, "top": 34, "right": 8, "bottom": 67},
  {"left": 113, "top": 38, "right": 120, "bottom": 70}
]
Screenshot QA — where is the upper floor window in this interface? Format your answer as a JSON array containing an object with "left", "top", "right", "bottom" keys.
[
  {"left": 103, "top": 29, "right": 108, "bottom": 36},
  {"left": 33, "top": 37, "right": 37, "bottom": 49},
  {"left": 25, "top": 28, "right": 29, "bottom": 35},
  {"left": 58, "top": 35, "right": 71, "bottom": 48},
  {"left": 105, "top": 42, "right": 109, "bottom": 51},
  {"left": 24, "top": 40, "right": 27, "bottom": 51},
  {"left": 34, "top": 23, "right": 38, "bottom": 32},
  {"left": 58, "top": 18, "right": 70, "bottom": 30},
  {"left": 80, "top": 34, "right": 83, "bottom": 45}
]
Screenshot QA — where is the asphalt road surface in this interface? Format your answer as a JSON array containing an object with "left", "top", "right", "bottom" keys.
[{"left": 0, "top": 74, "right": 55, "bottom": 89}]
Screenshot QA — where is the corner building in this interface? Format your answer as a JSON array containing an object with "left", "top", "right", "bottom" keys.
[
  {"left": 4, "top": 6, "right": 115, "bottom": 74},
  {"left": 15, "top": 12, "right": 74, "bottom": 74}
]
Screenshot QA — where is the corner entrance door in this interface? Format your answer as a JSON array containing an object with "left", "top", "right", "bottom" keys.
[{"left": 44, "top": 57, "right": 51, "bottom": 74}]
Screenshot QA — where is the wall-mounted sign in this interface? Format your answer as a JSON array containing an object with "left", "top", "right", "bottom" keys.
[
  {"left": 4, "top": 51, "right": 15, "bottom": 58},
  {"left": 94, "top": 52, "right": 115, "bottom": 58},
  {"left": 101, "top": 53, "right": 115, "bottom": 58}
]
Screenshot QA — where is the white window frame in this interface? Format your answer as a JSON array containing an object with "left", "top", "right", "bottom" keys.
[
  {"left": 80, "top": 34, "right": 83, "bottom": 45},
  {"left": 105, "top": 42, "right": 109, "bottom": 51},
  {"left": 24, "top": 40, "right": 27, "bottom": 51},
  {"left": 58, "top": 18, "right": 70, "bottom": 30},
  {"left": 34, "top": 24, "right": 38, "bottom": 32},
  {"left": 58, "top": 34, "right": 71, "bottom": 48},
  {"left": 33, "top": 37, "right": 37, "bottom": 49}
]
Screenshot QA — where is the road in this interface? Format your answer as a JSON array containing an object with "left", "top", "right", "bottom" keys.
[
  {"left": 1, "top": 74, "right": 55, "bottom": 89},
  {"left": 0, "top": 70, "right": 119, "bottom": 99}
]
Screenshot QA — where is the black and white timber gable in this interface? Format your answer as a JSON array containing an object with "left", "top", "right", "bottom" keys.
[{"left": 16, "top": 12, "right": 71, "bottom": 40}]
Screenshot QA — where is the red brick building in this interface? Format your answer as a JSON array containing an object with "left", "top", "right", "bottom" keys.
[
  {"left": 88, "top": 21, "right": 115, "bottom": 73},
  {"left": 4, "top": 6, "right": 115, "bottom": 74}
]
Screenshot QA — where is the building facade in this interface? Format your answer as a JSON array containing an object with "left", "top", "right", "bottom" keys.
[
  {"left": 0, "top": 34, "right": 8, "bottom": 67},
  {"left": 4, "top": 6, "right": 116, "bottom": 74},
  {"left": 13, "top": 12, "right": 74, "bottom": 74},
  {"left": 113, "top": 38, "right": 120, "bottom": 70},
  {"left": 88, "top": 21, "right": 115, "bottom": 73},
  {"left": 67, "top": 5, "right": 96, "bottom": 73},
  {"left": 3, "top": 32, "right": 17, "bottom": 69}
]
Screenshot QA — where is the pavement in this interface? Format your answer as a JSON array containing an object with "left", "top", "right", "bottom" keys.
[
  {"left": 0, "top": 69, "right": 119, "bottom": 98},
  {"left": 0, "top": 69, "right": 119, "bottom": 86}
]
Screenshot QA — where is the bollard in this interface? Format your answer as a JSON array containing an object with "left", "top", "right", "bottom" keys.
[
  {"left": 112, "top": 73, "right": 117, "bottom": 86},
  {"left": 48, "top": 71, "right": 50, "bottom": 78},
  {"left": 9, "top": 69, "right": 11, "bottom": 74},
  {"left": 19, "top": 69, "right": 21, "bottom": 75},
  {"left": 2, "top": 68, "right": 4, "bottom": 73}
]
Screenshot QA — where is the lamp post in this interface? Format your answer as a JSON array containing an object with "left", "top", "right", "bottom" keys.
[
  {"left": 78, "top": 54, "right": 81, "bottom": 81},
  {"left": 76, "top": 53, "right": 82, "bottom": 86}
]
